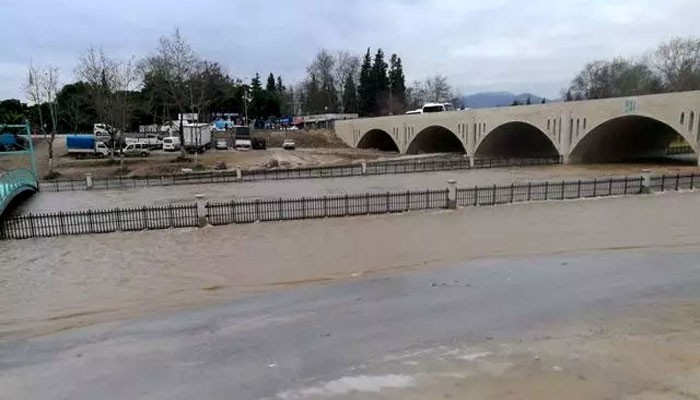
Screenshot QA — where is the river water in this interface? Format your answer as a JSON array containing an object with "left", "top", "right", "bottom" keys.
[
  {"left": 2, "top": 190, "right": 700, "bottom": 339},
  {"left": 15, "top": 162, "right": 700, "bottom": 213}
]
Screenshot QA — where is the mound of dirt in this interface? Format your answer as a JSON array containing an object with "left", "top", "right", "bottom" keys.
[{"left": 252, "top": 129, "right": 348, "bottom": 148}]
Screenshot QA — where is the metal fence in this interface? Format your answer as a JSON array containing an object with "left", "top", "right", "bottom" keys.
[
  {"left": 0, "top": 203, "right": 198, "bottom": 240},
  {"left": 666, "top": 144, "right": 695, "bottom": 155},
  {"left": 6, "top": 172, "right": 699, "bottom": 240},
  {"left": 206, "top": 189, "right": 449, "bottom": 226},
  {"left": 650, "top": 173, "right": 698, "bottom": 191},
  {"left": 455, "top": 174, "right": 700, "bottom": 207},
  {"left": 37, "top": 156, "right": 563, "bottom": 192}
]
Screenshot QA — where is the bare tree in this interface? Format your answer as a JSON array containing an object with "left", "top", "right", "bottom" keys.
[
  {"left": 25, "top": 63, "right": 60, "bottom": 176},
  {"left": 652, "top": 37, "right": 700, "bottom": 92},
  {"left": 424, "top": 75, "right": 453, "bottom": 103},
  {"left": 334, "top": 50, "right": 360, "bottom": 109},
  {"left": 566, "top": 58, "right": 663, "bottom": 100},
  {"left": 140, "top": 28, "right": 202, "bottom": 158},
  {"left": 77, "top": 46, "right": 140, "bottom": 167},
  {"left": 405, "top": 80, "right": 426, "bottom": 110},
  {"left": 307, "top": 49, "right": 338, "bottom": 112}
]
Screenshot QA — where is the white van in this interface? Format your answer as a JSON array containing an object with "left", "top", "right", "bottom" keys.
[
  {"left": 162, "top": 136, "right": 181, "bottom": 151},
  {"left": 421, "top": 103, "right": 455, "bottom": 113}
]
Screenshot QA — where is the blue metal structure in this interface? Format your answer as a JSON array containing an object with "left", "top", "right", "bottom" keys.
[{"left": 0, "top": 123, "right": 38, "bottom": 217}]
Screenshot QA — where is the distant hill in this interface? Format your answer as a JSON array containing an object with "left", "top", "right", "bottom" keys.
[{"left": 459, "top": 92, "right": 550, "bottom": 108}]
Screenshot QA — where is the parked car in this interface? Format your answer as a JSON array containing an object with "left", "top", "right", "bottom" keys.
[
  {"left": 234, "top": 138, "right": 252, "bottom": 151},
  {"left": 162, "top": 136, "right": 181, "bottom": 151},
  {"left": 282, "top": 139, "right": 296, "bottom": 150},
  {"left": 120, "top": 143, "right": 151, "bottom": 157},
  {"left": 215, "top": 138, "right": 229, "bottom": 150},
  {"left": 251, "top": 137, "right": 267, "bottom": 150}
]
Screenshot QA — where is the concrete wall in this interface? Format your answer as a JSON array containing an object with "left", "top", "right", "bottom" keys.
[{"left": 335, "top": 91, "right": 700, "bottom": 163}]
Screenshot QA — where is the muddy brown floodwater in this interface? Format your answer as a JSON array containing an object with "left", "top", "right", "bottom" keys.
[
  {"left": 2, "top": 191, "right": 700, "bottom": 339},
  {"left": 16, "top": 162, "right": 700, "bottom": 213}
]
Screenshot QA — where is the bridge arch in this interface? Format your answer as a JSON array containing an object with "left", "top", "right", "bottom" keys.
[
  {"left": 357, "top": 129, "right": 400, "bottom": 152},
  {"left": 406, "top": 126, "right": 466, "bottom": 154},
  {"left": 569, "top": 115, "right": 695, "bottom": 163},
  {"left": 474, "top": 121, "right": 558, "bottom": 158}
]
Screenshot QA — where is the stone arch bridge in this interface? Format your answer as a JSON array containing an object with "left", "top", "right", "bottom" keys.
[{"left": 335, "top": 91, "right": 700, "bottom": 164}]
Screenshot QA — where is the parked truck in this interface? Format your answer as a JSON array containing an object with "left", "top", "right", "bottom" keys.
[
  {"left": 182, "top": 124, "right": 212, "bottom": 153},
  {"left": 0, "top": 132, "right": 28, "bottom": 152},
  {"left": 66, "top": 135, "right": 110, "bottom": 158}
]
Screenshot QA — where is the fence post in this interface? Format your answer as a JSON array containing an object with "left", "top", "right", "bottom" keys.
[
  {"left": 447, "top": 180, "right": 457, "bottom": 209},
  {"left": 255, "top": 199, "right": 261, "bottom": 221},
  {"left": 366, "top": 193, "right": 370, "bottom": 214},
  {"left": 561, "top": 180, "right": 565, "bottom": 199},
  {"left": 406, "top": 190, "right": 410, "bottom": 212},
  {"left": 691, "top": 173, "right": 695, "bottom": 190},
  {"left": 593, "top": 178, "right": 597, "bottom": 197},
  {"left": 510, "top": 183, "right": 515, "bottom": 203},
  {"left": 608, "top": 178, "right": 613, "bottom": 196},
  {"left": 544, "top": 181, "right": 549, "bottom": 200},
  {"left": 324, "top": 196, "right": 328, "bottom": 217},
  {"left": 236, "top": 168, "right": 242, "bottom": 181},
  {"left": 661, "top": 174, "right": 665, "bottom": 192},
  {"left": 675, "top": 173, "right": 680, "bottom": 191},
  {"left": 59, "top": 211, "right": 66, "bottom": 236},
  {"left": 278, "top": 198, "right": 283, "bottom": 220},
  {"left": 302, "top": 198, "right": 307, "bottom": 219},
  {"left": 492, "top": 184, "right": 496, "bottom": 205},
  {"left": 623, "top": 176, "right": 628, "bottom": 194},
  {"left": 85, "top": 173, "right": 93, "bottom": 190},
  {"left": 362, "top": 162, "right": 367, "bottom": 175},
  {"left": 169, "top": 204, "right": 174, "bottom": 228},
  {"left": 195, "top": 194, "right": 206, "bottom": 227},
  {"left": 527, "top": 182, "right": 531, "bottom": 201},
  {"left": 141, "top": 206, "right": 148, "bottom": 230},
  {"left": 345, "top": 194, "right": 349, "bottom": 216},
  {"left": 386, "top": 191, "right": 391, "bottom": 212},
  {"left": 115, "top": 208, "right": 122, "bottom": 231}
]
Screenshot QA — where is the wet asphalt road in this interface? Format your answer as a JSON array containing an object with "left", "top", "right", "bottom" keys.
[{"left": 1, "top": 250, "right": 699, "bottom": 399}]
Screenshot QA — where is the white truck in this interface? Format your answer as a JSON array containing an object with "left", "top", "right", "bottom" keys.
[
  {"left": 182, "top": 124, "right": 212, "bottom": 153},
  {"left": 66, "top": 135, "right": 111, "bottom": 158}
]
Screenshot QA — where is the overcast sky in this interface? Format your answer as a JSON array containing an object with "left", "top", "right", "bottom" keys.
[{"left": 1, "top": 0, "right": 699, "bottom": 101}]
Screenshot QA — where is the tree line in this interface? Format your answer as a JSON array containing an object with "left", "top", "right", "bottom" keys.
[{"left": 563, "top": 36, "right": 700, "bottom": 101}]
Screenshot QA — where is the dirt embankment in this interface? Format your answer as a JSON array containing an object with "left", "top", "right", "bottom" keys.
[{"left": 31, "top": 130, "right": 395, "bottom": 180}]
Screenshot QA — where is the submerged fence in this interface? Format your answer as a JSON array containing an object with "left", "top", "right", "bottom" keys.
[
  {"left": 206, "top": 189, "right": 449, "bottom": 225},
  {"left": 37, "top": 156, "right": 562, "bottom": 192},
  {"left": 3, "top": 172, "right": 698, "bottom": 240},
  {"left": 0, "top": 204, "right": 198, "bottom": 240}
]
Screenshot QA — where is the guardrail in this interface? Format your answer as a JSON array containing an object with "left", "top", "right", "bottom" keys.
[
  {"left": 37, "top": 156, "right": 563, "bottom": 192},
  {"left": 5, "top": 172, "right": 696, "bottom": 240}
]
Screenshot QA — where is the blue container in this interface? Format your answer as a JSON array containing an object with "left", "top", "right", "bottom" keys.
[{"left": 66, "top": 135, "right": 96, "bottom": 150}]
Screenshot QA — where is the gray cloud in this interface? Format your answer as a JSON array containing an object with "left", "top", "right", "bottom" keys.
[{"left": 1, "top": 0, "right": 698, "bottom": 100}]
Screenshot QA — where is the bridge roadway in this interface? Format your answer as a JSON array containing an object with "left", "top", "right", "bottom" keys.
[{"left": 335, "top": 91, "right": 700, "bottom": 164}]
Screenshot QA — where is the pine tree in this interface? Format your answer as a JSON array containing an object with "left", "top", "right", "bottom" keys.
[
  {"left": 358, "top": 48, "right": 373, "bottom": 117},
  {"left": 370, "top": 49, "right": 389, "bottom": 115},
  {"left": 249, "top": 73, "right": 264, "bottom": 119},
  {"left": 388, "top": 54, "right": 406, "bottom": 114},
  {"left": 511, "top": 99, "right": 519, "bottom": 106},
  {"left": 541, "top": 98, "right": 546, "bottom": 104},
  {"left": 342, "top": 75, "right": 358, "bottom": 113},
  {"left": 266, "top": 73, "right": 276, "bottom": 93},
  {"left": 526, "top": 96, "right": 532, "bottom": 105}
]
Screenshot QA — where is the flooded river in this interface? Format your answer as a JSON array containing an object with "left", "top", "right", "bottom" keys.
[
  {"left": 15, "top": 162, "right": 700, "bottom": 213},
  {"left": 2, "top": 191, "right": 700, "bottom": 339}
]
